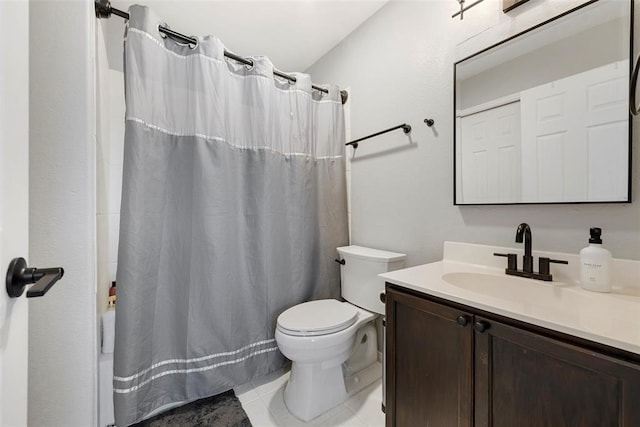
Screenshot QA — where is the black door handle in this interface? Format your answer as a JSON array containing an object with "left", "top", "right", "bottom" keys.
[{"left": 6, "top": 257, "right": 64, "bottom": 298}]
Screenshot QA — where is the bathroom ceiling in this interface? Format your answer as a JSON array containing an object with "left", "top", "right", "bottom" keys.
[{"left": 103, "top": 0, "right": 389, "bottom": 73}]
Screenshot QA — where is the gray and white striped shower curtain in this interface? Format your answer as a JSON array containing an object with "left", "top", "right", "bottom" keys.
[{"left": 113, "top": 6, "right": 348, "bottom": 425}]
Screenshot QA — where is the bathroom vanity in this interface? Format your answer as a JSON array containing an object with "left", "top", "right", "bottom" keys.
[{"left": 381, "top": 242, "right": 640, "bottom": 426}]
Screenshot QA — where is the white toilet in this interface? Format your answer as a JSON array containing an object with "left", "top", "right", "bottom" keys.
[{"left": 275, "top": 245, "right": 405, "bottom": 421}]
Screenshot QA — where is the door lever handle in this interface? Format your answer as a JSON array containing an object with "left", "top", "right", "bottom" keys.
[{"left": 6, "top": 257, "right": 64, "bottom": 298}]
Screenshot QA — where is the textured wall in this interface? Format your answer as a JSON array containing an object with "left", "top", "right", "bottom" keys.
[
  {"left": 29, "top": 1, "right": 97, "bottom": 425},
  {"left": 307, "top": 0, "right": 640, "bottom": 265}
]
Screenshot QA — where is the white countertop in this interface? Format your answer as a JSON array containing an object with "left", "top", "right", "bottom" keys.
[{"left": 380, "top": 242, "right": 640, "bottom": 355}]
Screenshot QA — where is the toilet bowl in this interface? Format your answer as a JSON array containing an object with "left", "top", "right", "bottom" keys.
[
  {"left": 275, "top": 245, "right": 405, "bottom": 422},
  {"left": 275, "top": 300, "right": 376, "bottom": 421}
]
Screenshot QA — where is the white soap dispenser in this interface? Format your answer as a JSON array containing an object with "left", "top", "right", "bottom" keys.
[{"left": 579, "top": 227, "right": 612, "bottom": 292}]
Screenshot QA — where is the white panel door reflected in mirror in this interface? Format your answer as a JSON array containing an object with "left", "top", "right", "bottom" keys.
[{"left": 454, "top": 0, "right": 631, "bottom": 205}]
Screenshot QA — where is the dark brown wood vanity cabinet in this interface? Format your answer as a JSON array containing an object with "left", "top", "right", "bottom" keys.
[{"left": 385, "top": 285, "right": 640, "bottom": 427}]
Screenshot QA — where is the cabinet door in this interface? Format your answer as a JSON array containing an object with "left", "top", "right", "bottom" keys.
[
  {"left": 474, "top": 317, "right": 640, "bottom": 427},
  {"left": 386, "top": 287, "right": 473, "bottom": 427}
]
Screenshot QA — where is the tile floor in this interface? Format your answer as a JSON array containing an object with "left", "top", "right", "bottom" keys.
[{"left": 234, "top": 364, "right": 385, "bottom": 427}]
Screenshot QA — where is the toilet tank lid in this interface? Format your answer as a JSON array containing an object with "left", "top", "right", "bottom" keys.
[{"left": 337, "top": 245, "right": 406, "bottom": 262}]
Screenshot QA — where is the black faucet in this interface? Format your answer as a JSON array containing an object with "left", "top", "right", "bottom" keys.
[
  {"left": 494, "top": 223, "right": 568, "bottom": 281},
  {"left": 515, "top": 223, "right": 533, "bottom": 273}
]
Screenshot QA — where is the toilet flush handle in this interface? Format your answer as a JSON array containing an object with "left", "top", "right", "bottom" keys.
[{"left": 334, "top": 258, "right": 345, "bottom": 265}]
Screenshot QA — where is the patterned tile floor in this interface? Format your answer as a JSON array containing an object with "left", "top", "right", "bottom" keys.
[{"left": 234, "top": 363, "right": 385, "bottom": 427}]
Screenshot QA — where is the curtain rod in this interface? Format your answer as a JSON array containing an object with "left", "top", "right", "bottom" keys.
[
  {"left": 94, "top": 0, "right": 348, "bottom": 105},
  {"left": 452, "top": 0, "right": 486, "bottom": 19}
]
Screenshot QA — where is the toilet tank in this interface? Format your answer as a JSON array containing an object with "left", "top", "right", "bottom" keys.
[{"left": 337, "top": 245, "right": 406, "bottom": 314}]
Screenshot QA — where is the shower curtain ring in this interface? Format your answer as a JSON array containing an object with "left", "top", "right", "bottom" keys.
[{"left": 158, "top": 23, "right": 168, "bottom": 38}]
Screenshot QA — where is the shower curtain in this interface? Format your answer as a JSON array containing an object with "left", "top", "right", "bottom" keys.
[{"left": 113, "top": 6, "right": 348, "bottom": 426}]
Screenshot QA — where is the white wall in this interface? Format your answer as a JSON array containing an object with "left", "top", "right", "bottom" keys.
[
  {"left": 307, "top": 0, "right": 640, "bottom": 265},
  {"left": 97, "top": 20, "right": 125, "bottom": 317},
  {"left": 107, "top": 71, "right": 125, "bottom": 286},
  {"left": 97, "top": 21, "right": 111, "bottom": 320},
  {"left": 96, "top": 66, "right": 125, "bottom": 309},
  {"left": 29, "top": 1, "right": 97, "bottom": 426}
]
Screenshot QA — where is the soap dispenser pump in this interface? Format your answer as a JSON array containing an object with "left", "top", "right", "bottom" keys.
[{"left": 579, "top": 227, "right": 612, "bottom": 293}]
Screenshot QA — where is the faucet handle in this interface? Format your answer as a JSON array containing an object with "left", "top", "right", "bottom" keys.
[
  {"left": 538, "top": 257, "right": 568, "bottom": 281},
  {"left": 494, "top": 252, "right": 517, "bottom": 271}
]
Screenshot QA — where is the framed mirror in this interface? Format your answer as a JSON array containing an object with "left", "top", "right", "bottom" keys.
[{"left": 454, "top": 0, "right": 632, "bottom": 205}]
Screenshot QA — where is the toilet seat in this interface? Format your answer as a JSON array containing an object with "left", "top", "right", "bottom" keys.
[{"left": 277, "top": 299, "right": 358, "bottom": 337}]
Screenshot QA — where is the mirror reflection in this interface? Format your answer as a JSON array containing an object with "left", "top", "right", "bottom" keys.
[{"left": 454, "top": 0, "right": 631, "bottom": 205}]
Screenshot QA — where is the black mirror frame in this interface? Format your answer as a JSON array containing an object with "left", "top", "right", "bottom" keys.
[{"left": 453, "top": 0, "right": 633, "bottom": 206}]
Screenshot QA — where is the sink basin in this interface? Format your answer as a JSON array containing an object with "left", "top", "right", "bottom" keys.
[
  {"left": 442, "top": 271, "right": 535, "bottom": 290},
  {"left": 441, "top": 271, "right": 569, "bottom": 305}
]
